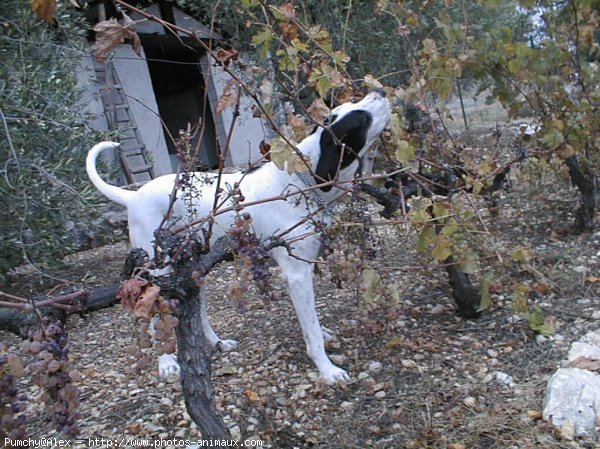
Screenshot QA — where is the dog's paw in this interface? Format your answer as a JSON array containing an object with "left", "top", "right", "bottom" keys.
[
  {"left": 158, "top": 353, "right": 180, "bottom": 378},
  {"left": 320, "top": 365, "right": 350, "bottom": 385},
  {"left": 216, "top": 339, "right": 239, "bottom": 352}
]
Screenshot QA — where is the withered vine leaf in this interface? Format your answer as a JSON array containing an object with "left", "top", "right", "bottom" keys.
[
  {"left": 30, "top": 0, "right": 56, "bottom": 24},
  {"left": 216, "top": 80, "right": 238, "bottom": 115},
  {"left": 93, "top": 18, "right": 141, "bottom": 62},
  {"left": 134, "top": 284, "right": 161, "bottom": 320},
  {"left": 268, "top": 136, "right": 310, "bottom": 174}
]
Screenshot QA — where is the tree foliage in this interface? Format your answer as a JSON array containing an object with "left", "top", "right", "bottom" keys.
[{"left": 0, "top": 1, "right": 103, "bottom": 279}]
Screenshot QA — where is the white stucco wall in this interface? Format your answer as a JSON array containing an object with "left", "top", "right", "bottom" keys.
[
  {"left": 111, "top": 45, "right": 172, "bottom": 176},
  {"left": 202, "top": 56, "right": 268, "bottom": 167},
  {"left": 76, "top": 55, "right": 124, "bottom": 182}
]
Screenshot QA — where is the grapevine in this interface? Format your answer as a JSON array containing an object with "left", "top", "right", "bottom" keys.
[
  {"left": 21, "top": 319, "right": 80, "bottom": 437},
  {"left": 228, "top": 213, "right": 276, "bottom": 312},
  {"left": 0, "top": 354, "right": 27, "bottom": 440}
]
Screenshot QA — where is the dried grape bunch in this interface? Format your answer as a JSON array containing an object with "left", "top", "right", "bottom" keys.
[
  {"left": 22, "top": 319, "right": 80, "bottom": 437},
  {"left": 0, "top": 354, "right": 27, "bottom": 440},
  {"left": 228, "top": 213, "right": 275, "bottom": 311},
  {"left": 117, "top": 278, "right": 179, "bottom": 372}
]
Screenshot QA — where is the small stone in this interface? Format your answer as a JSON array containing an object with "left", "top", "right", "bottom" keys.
[
  {"left": 494, "top": 371, "right": 515, "bottom": 386},
  {"left": 375, "top": 391, "right": 386, "bottom": 399},
  {"left": 401, "top": 359, "right": 417, "bottom": 368},
  {"left": 487, "top": 349, "right": 499, "bottom": 358},
  {"left": 341, "top": 401, "right": 354, "bottom": 410},
  {"left": 430, "top": 304, "right": 445, "bottom": 314},
  {"left": 463, "top": 396, "right": 476, "bottom": 408},
  {"left": 330, "top": 354, "right": 346, "bottom": 365},
  {"left": 536, "top": 334, "right": 548, "bottom": 344},
  {"left": 368, "top": 361, "right": 383, "bottom": 373},
  {"left": 358, "top": 371, "right": 370, "bottom": 380},
  {"left": 372, "top": 382, "right": 386, "bottom": 392},
  {"left": 230, "top": 425, "right": 242, "bottom": 440}
]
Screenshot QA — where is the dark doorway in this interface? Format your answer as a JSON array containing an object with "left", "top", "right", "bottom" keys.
[{"left": 143, "top": 37, "right": 219, "bottom": 169}]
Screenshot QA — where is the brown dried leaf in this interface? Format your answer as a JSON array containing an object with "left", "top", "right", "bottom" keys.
[
  {"left": 216, "top": 80, "right": 238, "bottom": 115},
  {"left": 93, "top": 18, "right": 141, "bottom": 62},
  {"left": 216, "top": 48, "right": 239, "bottom": 65},
  {"left": 259, "top": 140, "right": 271, "bottom": 160},
  {"left": 280, "top": 2, "right": 296, "bottom": 19},
  {"left": 566, "top": 356, "right": 600, "bottom": 372},
  {"left": 134, "top": 284, "right": 161, "bottom": 319},
  {"left": 556, "top": 144, "right": 575, "bottom": 160},
  {"left": 7, "top": 354, "right": 24, "bottom": 378},
  {"left": 245, "top": 389, "right": 260, "bottom": 401},
  {"left": 287, "top": 112, "right": 308, "bottom": 141},
  {"left": 307, "top": 98, "right": 330, "bottom": 123},
  {"left": 117, "top": 278, "right": 147, "bottom": 309},
  {"left": 30, "top": 0, "right": 56, "bottom": 24}
]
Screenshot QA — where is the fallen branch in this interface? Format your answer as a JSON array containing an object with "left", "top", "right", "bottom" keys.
[{"left": 0, "top": 286, "right": 119, "bottom": 338}]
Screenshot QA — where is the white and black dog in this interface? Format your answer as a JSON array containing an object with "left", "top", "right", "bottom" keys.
[{"left": 86, "top": 90, "right": 391, "bottom": 384}]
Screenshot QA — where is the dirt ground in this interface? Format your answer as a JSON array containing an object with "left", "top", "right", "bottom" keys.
[{"left": 2, "top": 130, "right": 600, "bottom": 448}]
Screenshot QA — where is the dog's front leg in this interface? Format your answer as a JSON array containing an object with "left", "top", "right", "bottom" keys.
[{"left": 273, "top": 251, "right": 349, "bottom": 384}]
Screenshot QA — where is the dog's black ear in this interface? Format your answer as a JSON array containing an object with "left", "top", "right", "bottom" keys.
[{"left": 315, "top": 110, "right": 373, "bottom": 192}]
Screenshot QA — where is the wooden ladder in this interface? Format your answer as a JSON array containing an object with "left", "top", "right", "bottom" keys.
[{"left": 94, "top": 61, "right": 155, "bottom": 187}]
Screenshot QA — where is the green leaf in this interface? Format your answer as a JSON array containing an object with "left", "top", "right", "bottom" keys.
[
  {"left": 417, "top": 226, "right": 436, "bottom": 253},
  {"left": 511, "top": 282, "right": 531, "bottom": 313},
  {"left": 251, "top": 28, "right": 272, "bottom": 58},
  {"left": 460, "top": 247, "right": 479, "bottom": 274},
  {"left": 394, "top": 140, "right": 415, "bottom": 163},
  {"left": 527, "top": 306, "right": 554, "bottom": 336},
  {"left": 385, "top": 336, "right": 404, "bottom": 349},
  {"left": 478, "top": 272, "right": 493, "bottom": 311},
  {"left": 362, "top": 267, "right": 382, "bottom": 304},
  {"left": 315, "top": 76, "right": 332, "bottom": 99},
  {"left": 441, "top": 218, "right": 458, "bottom": 237},
  {"left": 333, "top": 50, "right": 350, "bottom": 66},
  {"left": 268, "top": 136, "right": 310, "bottom": 173},
  {"left": 511, "top": 246, "right": 531, "bottom": 264},
  {"left": 432, "top": 201, "right": 450, "bottom": 219},
  {"left": 542, "top": 128, "right": 565, "bottom": 150},
  {"left": 431, "top": 235, "right": 453, "bottom": 261}
]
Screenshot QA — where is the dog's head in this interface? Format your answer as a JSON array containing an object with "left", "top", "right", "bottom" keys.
[{"left": 306, "top": 89, "right": 391, "bottom": 192}]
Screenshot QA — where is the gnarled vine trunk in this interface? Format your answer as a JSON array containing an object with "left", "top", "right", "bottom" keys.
[{"left": 564, "top": 155, "right": 596, "bottom": 234}]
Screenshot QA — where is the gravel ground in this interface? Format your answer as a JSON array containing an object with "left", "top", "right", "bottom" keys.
[{"left": 2, "top": 154, "right": 600, "bottom": 449}]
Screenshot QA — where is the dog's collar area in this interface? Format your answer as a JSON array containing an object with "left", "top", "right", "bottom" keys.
[{"left": 296, "top": 171, "right": 333, "bottom": 214}]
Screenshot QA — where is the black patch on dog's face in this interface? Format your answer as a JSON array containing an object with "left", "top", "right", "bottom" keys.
[{"left": 315, "top": 110, "right": 373, "bottom": 192}]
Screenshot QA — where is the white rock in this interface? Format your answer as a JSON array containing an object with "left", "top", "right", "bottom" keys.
[
  {"left": 340, "top": 401, "right": 354, "bottom": 410},
  {"left": 543, "top": 367, "right": 600, "bottom": 437},
  {"left": 430, "top": 304, "right": 445, "bottom": 314},
  {"left": 567, "top": 342, "right": 600, "bottom": 363},
  {"left": 330, "top": 354, "right": 346, "bottom": 365},
  {"left": 536, "top": 334, "right": 548, "bottom": 344},
  {"left": 487, "top": 349, "right": 500, "bottom": 358},
  {"left": 580, "top": 330, "right": 600, "bottom": 347},
  {"left": 358, "top": 371, "right": 370, "bottom": 380},
  {"left": 401, "top": 359, "right": 417, "bottom": 369},
  {"left": 368, "top": 361, "right": 383, "bottom": 373},
  {"left": 463, "top": 396, "right": 476, "bottom": 408},
  {"left": 229, "top": 425, "right": 242, "bottom": 441},
  {"left": 494, "top": 371, "right": 515, "bottom": 387}
]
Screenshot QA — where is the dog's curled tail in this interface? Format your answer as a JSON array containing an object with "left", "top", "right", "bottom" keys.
[{"left": 86, "top": 141, "right": 136, "bottom": 207}]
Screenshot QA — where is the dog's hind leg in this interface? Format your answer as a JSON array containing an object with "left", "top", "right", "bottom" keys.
[{"left": 271, "top": 248, "right": 349, "bottom": 384}]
